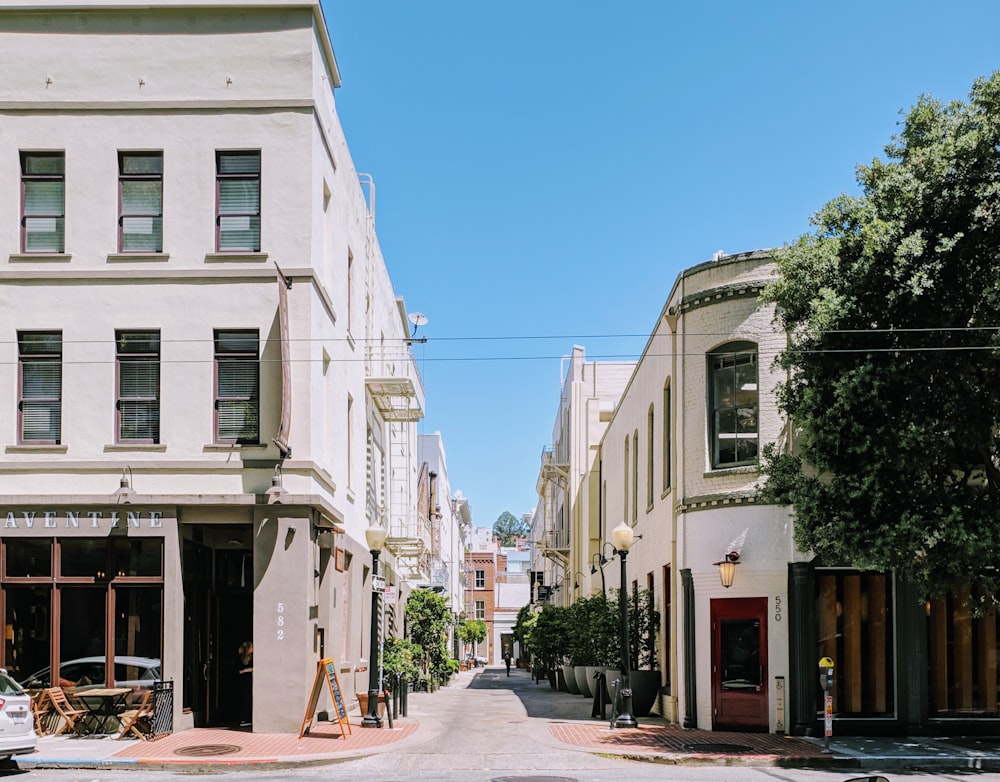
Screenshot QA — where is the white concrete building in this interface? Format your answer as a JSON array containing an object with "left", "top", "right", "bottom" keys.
[
  {"left": 0, "top": 0, "right": 423, "bottom": 734},
  {"left": 533, "top": 346, "right": 634, "bottom": 606}
]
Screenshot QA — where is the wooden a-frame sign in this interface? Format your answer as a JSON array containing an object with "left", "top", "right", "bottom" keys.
[{"left": 299, "top": 657, "right": 352, "bottom": 739}]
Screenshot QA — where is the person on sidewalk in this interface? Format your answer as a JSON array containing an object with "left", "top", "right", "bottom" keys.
[{"left": 504, "top": 653, "right": 512, "bottom": 676}]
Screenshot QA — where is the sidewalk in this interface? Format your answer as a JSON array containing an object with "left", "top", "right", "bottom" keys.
[{"left": 14, "top": 667, "right": 1000, "bottom": 772}]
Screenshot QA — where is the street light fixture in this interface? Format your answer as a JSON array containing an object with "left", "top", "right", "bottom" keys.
[
  {"left": 363, "top": 523, "right": 387, "bottom": 728},
  {"left": 713, "top": 550, "right": 740, "bottom": 588},
  {"left": 590, "top": 542, "right": 615, "bottom": 598},
  {"left": 611, "top": 521, "right": 637, "bottom": 728}
]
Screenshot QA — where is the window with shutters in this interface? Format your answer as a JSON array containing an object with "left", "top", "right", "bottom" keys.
[
  {"left": 216, "top": 151, "right": 260, "bottom": 252},
  {"left": 18, "top": 331, "right": 62, "bottom": 444},
  {"left": 118, "top": 152, "right": 163, "bottom": 253},
  {"left": 116, "top": 331, "right": 160, "bottom": 443},
  {"left": 21, "top": 152, "right": 65, "bottom": 253},
  {"left": 214, "top": 330, "right": 259, "bottom": 444}
]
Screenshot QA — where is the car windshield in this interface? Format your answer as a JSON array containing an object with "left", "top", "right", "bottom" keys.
[{"left": 0, "top": 674, "right": 25, "bottom": 696}]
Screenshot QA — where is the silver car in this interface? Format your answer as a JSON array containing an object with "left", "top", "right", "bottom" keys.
[
  {"left": 0, "top": 669, "right": 36, "bottom": 760},
  {"left": 21, "top": 655, "right": 161, "bottom": 691}
]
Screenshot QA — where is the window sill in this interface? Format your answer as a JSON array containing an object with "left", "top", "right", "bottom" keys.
[
  {"left": 9, "top": 253, "right": 72, "bottom": 262},
  {"left": 104, "top": 443, "right": 167, "bottom": 452},
  {"left": 704, "top": 464, "right": 758, "bottom": 478},
  {"left": 107, "top": 253, "right": 170, "bottom": 262},
  {"left": 6, "top": 444, "right": 68, "bottom": 454},
  {"left": 204, "top": 443, "right": 267, "bottom": 452},
  {"left": 204, "top": 252, "right": 269, "bottom": 263},
  {"left": 660, "top": 487, "right": 672, "bottom": 500}
]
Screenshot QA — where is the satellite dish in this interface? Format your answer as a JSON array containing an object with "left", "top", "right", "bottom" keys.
[{"left": 408, "top": 312, "right": 428, "bottom": 336}]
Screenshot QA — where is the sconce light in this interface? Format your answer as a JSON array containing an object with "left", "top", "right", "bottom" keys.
[
  {"left": 113, "top": 466, "right": 134, "bottom": 504},
  {"left": 572, "top": 571, "right": 585, "bottom": 591},
  {"left": 713, "top": 550, "right": 740, "bottom": 588},
  {"left": 266, "top": 464, "right": 284, "bottom": 503}
]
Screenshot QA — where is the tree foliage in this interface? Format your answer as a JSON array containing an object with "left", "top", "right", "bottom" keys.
[
  {"left": 404, "top": 589, "right": 453, "bottom": 673},
  {"left": 761, "top": 72, "right": 1000, "bottom": 600},
  {"left": 492, "top": 511, "right": 529, "bottom": 546},
  {"left": 456, "top": 619, "right": 487, "bottom": 645}
]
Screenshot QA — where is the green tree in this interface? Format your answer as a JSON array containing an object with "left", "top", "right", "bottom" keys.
[
  {"left": 456, "top": 619, "right": 488, "bottom": 647},
  {"left": 761, "top": 72, "right": 1000, "bottom": 600},
  {"left": 492, "top": 511, "right": 529, "bottom": 546},
  {"left": 405, "top": 589, "right": 453, "bottom": 675}
]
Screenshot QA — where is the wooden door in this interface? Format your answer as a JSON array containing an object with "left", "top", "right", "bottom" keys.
[{"left": 711, "top": 597, "right": 768, "bottom": 731}]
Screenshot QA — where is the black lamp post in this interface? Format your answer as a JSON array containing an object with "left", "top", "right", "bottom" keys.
[
  {"left": 363, "top": 524, "right": 387, "bottom": 728},
  {"left": 590, "top": 542, "right": 615, "bottom": 598},
  {"left": 611, "top": 521, "right": 637, "bottom": 728}
]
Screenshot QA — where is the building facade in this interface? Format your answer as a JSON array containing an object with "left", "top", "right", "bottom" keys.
[{"left": 0, "top": 0, "right": 423, "bottom": 734}]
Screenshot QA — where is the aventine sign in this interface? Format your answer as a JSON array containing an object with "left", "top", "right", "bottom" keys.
[{"left": 2, "top": 510, "right": 164, "bottom": 530}]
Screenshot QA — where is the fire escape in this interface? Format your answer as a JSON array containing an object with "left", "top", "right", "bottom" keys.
[
  {"left": 365, "top": 309, "right": 428, "bottom": 583},
  {"left": 535, "top": 445, "right": 570, "bottom": 572}
]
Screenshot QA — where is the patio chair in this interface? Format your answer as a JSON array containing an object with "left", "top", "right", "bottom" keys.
[
  {"left": 116, "top": 689, "right": 153, "bottom": 740},
  {"left": 30, "top": 688, "right": 53, "bottom": 735},
  {"left": 45, "top": 686, "right": 86, "bottom": 736}
]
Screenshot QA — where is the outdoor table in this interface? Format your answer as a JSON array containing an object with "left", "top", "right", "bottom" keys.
[{"left": 73, "top": 688, "right": 132, "bottom": 735}]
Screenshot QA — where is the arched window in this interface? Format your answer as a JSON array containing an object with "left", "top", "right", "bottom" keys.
[
  {"left": 708, "top": 341, "right": 758, "bottom": 468},
  {"left": 647, "top": 405, "right": 655, "bottom": 509},
  {"left": 662, "top": 381, "right": 671, "bottom": 492},
  {"left": 623, "top": 436, "right": 630, "bottom": 523},
  {"left": 632, "top": 430, "right": 639, "bottom": 522}
]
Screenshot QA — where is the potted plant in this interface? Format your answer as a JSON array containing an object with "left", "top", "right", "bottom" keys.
[{"left": 527, "top": 604, "right": 568, "bottom": 689}]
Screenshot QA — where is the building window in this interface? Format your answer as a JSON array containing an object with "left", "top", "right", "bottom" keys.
[
  {"left": 647, "top": 405, "right": 655, "bottom": 509},
  {"left": 816, "top": 570, "right": 895, "bottom": 717},
  {"left": 21, "top": 152, "right": 65, "bottom": 253},
  {"left": 709, "top": 342, "right": 758, "bottom": 468},
  {"left": 347, "top": 250, "right": 354, "bottom": 335},
  {"left": 116, "top": 331, "right": 160, "bottom": 443},
  {"left": 623, "top": 436, "right": 629, "bottom": 523},
  {"left": 662, "top": 382, "right": 671, "bottom": 492},
  {"left": 475, "top": 600, "right": 485, "bottom": 620},
  {"left": 214, "top": 330, "right": 259, "bottom": 444},
  {"left": 118, "top": 152, "right": 163, "bottom": 253},
  {"left": 475, "top": 570, "right": 485, "bottom": 589},
  {"left": 632, "top": 431, "right": 639, "bottom": 522},
  {"left": 18, "top": 331, "right": 62, "bottom": 444},
  {"left": 216, "top": 151, "right": 260, "bottom": 251}
]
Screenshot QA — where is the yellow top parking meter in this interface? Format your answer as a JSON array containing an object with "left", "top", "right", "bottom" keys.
[{"left": 818, "top": 656, "right": 834, "bottom": 691}]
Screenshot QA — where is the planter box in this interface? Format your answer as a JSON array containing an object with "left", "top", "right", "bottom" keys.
[{"left": 356, "top": 692, "right": 386, "bottom": 718}]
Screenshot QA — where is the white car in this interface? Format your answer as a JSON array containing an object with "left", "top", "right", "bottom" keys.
[
  {"left": 21, "top": 656, "right": 161, "bottom": 691},
  {"left": 0, "top": 669, "right": 36, "bottom": 760}
]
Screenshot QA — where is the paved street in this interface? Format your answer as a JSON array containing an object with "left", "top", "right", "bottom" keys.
[{"left": 12, "top": 667, "right": 1000, "bottom": 782}]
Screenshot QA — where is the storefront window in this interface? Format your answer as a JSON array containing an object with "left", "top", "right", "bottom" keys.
[
  {"left": 927, "top": 589, "right": 999, "bottom": 717},
  {"left": 816, "top": 570, "right": 895, "bottom": 717},
  {"left": 1, "top": 536, "right": 163, "bottom": 687}
]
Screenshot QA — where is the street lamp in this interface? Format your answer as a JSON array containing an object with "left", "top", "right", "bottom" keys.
[
  {"left": 572, "top": 571, "right": 585, "bottom": 592},
  {"left": 363, "top": 523, "right": 387, "bottom": 728},
  {"left": 611, "top": 521, "right": 637, "bottom": 728},
  {"left": 590, "top": 542, "right": 615, "bottom": 598}
]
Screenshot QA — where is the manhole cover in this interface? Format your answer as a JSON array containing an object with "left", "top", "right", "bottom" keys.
[
  {"left": 683, "top": 743, "right": 752, "bottom": 754},
  {"left": 173, "top": 744, "right": 243, "bottom": 757},
  {"left": 492, "top": 778, "right": 577, "bottom": 782}
]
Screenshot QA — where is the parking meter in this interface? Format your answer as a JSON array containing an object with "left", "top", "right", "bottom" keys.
[{"left": 818, "top": 657, "right": 834, "bottom": 752}]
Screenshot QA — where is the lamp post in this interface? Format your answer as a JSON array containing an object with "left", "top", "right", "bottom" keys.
[
  {"left": 590, "top": 542, "right": 615, "bottom": 598},
  {"left": 363, "top": 524, "right": 387, "bottom": 728},
  {"left": 611, "top": 521, "right": 637, "bottom": 728}
]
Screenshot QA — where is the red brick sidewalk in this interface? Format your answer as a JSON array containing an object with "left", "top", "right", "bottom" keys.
[
  {"left": 112, "top": 721, "right": 417, "bottom": 765},
  {"left": 549, "top": 721, "right": 829, "bottom": 761}
]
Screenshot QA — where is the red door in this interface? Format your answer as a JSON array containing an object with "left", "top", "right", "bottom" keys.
[{"left": 711, "top": 597, "right": 768, "bottom": 731}]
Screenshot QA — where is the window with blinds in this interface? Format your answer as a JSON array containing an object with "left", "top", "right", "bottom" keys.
[
  {"left": 21, "top": 152, "right": 65, "bottom": 253},
  {"left": 119, "top": 153, "right": 163, "bottom": 253},
  {"left": 214, "top": 330, "right": 259, "bottom": 444},
  {"left": 18, "top": 331, "right": 62, "bottom": 444},
  {"left": 116, "top": 331, "right": 160, "bottom": 443},
  {"left": 216, "top": 151, "right": 260, "bottom": 252}
]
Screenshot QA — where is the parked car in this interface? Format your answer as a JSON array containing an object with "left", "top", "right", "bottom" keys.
[
  {"left": 21, "top": 656, "right": 161, "bottom": 691},
  {"left": 0, "top": 669, "right": 36, "bottom": 760}
]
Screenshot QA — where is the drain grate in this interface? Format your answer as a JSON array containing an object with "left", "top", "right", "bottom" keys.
[
  {"left": 173, "top": 744, "right": 243, "bottom": 757},
  {"left": 683, "top": 742, "right": 752, "bottom": 754}
]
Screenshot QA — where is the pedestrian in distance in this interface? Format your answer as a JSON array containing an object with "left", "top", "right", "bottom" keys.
[
  {"left": 237, "top": 640, "right": 253, "bottom": 728},
  {"left": 504, "top": 653, "right": 512, "bottom": 676}
]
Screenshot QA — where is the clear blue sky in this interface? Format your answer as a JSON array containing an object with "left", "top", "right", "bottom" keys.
[{"left": 321, "top": 0, "right": 1000, "bottom": 529}]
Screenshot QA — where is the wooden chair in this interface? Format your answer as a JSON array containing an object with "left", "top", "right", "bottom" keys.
[
  {"left": 30, "top": 689, "right": 53, "bottom": 735},
  {"left": 116, "top": 689, "right": 153, "bottom": 740},
  {"left": 45, "top": 687, "right": 86, "bottom": 736}
]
